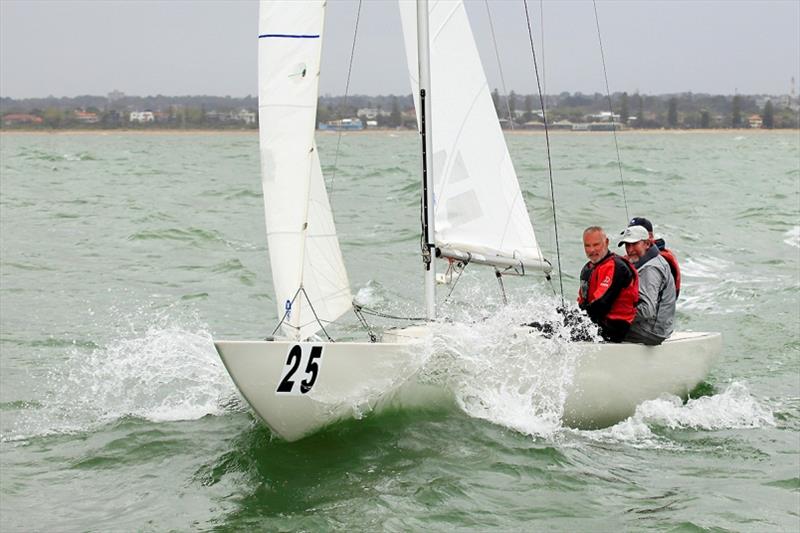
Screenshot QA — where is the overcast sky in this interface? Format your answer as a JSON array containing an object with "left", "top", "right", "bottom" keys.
[{"left": 1, "top": 0, "right": 798, "bottom": 98}]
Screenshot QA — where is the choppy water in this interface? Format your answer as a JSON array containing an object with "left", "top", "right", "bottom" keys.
[{"left": 1, "top": 130, "right": 798, "bottom": 531}]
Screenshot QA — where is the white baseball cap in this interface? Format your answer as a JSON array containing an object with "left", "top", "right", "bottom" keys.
[{"left": 617, "top": 225, "right": 650, "bottom": 246}]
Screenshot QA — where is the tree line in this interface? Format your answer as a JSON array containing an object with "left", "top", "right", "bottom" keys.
[{"left": 1, "top": 91, "right": 797, "bottom": 130}]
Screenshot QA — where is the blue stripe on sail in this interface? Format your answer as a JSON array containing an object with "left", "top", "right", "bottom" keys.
[{"left": 259, "top": 33, "right": 320, "bottom": 39}]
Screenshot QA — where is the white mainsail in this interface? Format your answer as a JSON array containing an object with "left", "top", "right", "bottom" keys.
[
  {"left": 399, "top": 0, "right": 549, "bottom": 272},
  {"left": 258, "top": 0, "right": 352, "bottom": 340}
]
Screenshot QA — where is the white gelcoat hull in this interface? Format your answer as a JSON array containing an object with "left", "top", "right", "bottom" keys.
[
  {"left": 215, "top": 330, "right": 720, "bottom": 441},
  {"left": 214, "top": 334, "right": 446, "bottom": 441},
  {"left": 563, "top": 331, "right": 722, "bottom": 428}
]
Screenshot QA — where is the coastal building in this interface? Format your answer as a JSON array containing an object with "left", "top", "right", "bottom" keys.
[
  {"left": 551, "top": 120, "right": 574, "bottom": 130},
  {"left": 586, "top": 111, "right": 621, "bottom": 123},
  {"left": 2, "top": 113, "right": 43, "bottom": 126},
  {"left": 318, "top": 118, "right": 364, "bottom": 131},
  {"left": 237, "top": 109, "right": 256, "bottom": 124},
  {"left": 748, "top": 114, "right": 763, "bottom": 128},
  {"left": 205, "top": 109, "right": 256, "bottom": 125},
  {"left": 73, "top": 110, "right": 99, "bottom": 124},
  {"left": 356, "top": 108, "right": 390, "bottom": 120},
  {"left": 129, "top": 111, "right": 155, "bottom": 123}
]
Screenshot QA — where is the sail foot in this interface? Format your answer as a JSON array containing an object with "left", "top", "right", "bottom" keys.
[{"left": 438, "top": 246, "right": 552, "bottom": 275}]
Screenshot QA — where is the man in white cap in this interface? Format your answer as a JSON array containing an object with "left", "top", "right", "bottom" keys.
[{"left": 618, "top": 225, "right": 676, "bottom": 345}]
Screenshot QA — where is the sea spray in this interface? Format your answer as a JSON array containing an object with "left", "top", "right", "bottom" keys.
[
  {"left": 422, "top": 294, "right": 598, "bottom": 438},
  {"left": 784, "top": 226, "right": 800, "bottom": 248},
  {"left": 4, "top": 308, "right": 240, "bottom": 442},
  {"left": 580, "top": 381, "right": 776, "bottom": 449}
]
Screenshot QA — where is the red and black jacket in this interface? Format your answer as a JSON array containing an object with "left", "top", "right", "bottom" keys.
[{"left": 578, "top": 252, "right": 639, "bottom": 325}]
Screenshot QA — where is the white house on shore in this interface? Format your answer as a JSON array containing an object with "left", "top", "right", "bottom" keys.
[{"left": 129, "top": 111, "right": 155, "bottom": 123}]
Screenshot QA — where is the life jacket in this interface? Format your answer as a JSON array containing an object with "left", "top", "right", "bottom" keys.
[
  {"left": 578, "top": 252, "right": 639, "bottom": 325},
  {"left": 659, "top": 248, "right": 681, "bottom": 299}
]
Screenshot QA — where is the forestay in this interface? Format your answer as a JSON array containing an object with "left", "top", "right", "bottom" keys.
[
  {"left": 258, "top": 0, "right": 352, "bottom": 340},
  {"left": 398, "top": 0, "right": 550, "bottom": 273}
]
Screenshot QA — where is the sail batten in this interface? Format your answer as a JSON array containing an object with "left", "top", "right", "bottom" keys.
[{"left": 259, "top": 0, "right": 352, "bottom": 340}]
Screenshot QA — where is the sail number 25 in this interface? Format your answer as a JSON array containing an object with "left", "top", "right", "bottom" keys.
[{"left": 276, "top": 344, "right": 323, "bottom": 395}]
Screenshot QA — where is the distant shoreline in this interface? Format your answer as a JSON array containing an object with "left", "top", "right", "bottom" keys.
[{"left": 1, "top": 127, "right": 796, "bottom": 136}]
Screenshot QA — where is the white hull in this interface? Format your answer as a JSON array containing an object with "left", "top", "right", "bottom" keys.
[
  {"left": 214, "top": 332, "right": 444, "bottom": 442},
  {"left": 215, "top": 329, "right": 721, "bottom": 441},
  {"left": 563, "top": 331, "right": 721, "bottom": 428}
]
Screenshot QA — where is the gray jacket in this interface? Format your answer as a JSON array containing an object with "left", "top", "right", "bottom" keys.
[{"left": 627, "top": 246, "right": 676, "bottom": 345}]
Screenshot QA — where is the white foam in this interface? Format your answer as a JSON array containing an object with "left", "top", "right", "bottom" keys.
[
  {"left": 681, "top": 255, "right": 731, "bottom": 280},
  {"left": 422, "top": 295, "right": 596, "bottom": 439},
  {"left": 4, "top": 311, "right": 240, "bottom": 442},
  {"left": 634, "top": 381, "right": 776, "bottom": 430},
  {"left": 784, "top": 226, "right": 800, "bottom": 248},
  {"left": 354, "top": 282, "right": 381, "bottom": 307},
  {"left": 579, "top": 382, "right": 775, "bottom": 448}
]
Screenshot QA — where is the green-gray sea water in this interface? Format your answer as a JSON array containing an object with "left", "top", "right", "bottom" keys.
[{"left": 1, "top": 130, "right": 798, "bottom": 531}]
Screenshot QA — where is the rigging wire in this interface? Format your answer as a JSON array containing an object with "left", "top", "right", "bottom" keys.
[
  {"left": 539, "top": 0, "right": 546, "bottom": 112},
  {"left": 271, "top": 286, "right": 335, "bottom": 342},
  {"left": 592, "top": 0, "right": 630, "bottom": 222},
  {"left": 522, "top": 0, "right": 565, "bottom": 308},
  {"left": 352, "top": 302, "right": 426, "bottom": 322},
  {"left": 443, "top": 256, "right": 471, "bottom": 303},
  {"left": 327, "top": 0, "right": 363, "bottom": 207},
  {"left": 484, "top": 0, "right": 515, "bottom": 129}
]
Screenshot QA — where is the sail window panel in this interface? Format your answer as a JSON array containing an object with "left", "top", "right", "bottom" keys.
[{"left": 442, "top": 189, "right": 483, "bottom": 229}]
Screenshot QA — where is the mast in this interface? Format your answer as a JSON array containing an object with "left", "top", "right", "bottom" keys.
[{"left": 417, "top": 0, "right": 436, "bottom": 320}]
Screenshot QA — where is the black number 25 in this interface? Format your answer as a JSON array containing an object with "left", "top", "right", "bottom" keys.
[{"left": 276, "top": 345, "right": 323, "bottom": 394}]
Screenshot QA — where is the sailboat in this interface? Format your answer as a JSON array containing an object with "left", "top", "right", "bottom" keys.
[{"left": 214, "top": 0, "right": 721, "bottom": 442}]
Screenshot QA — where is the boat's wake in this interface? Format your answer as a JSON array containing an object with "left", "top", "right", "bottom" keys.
[{"left": 580, "top": 382, "right": 776, "bottom": 448}]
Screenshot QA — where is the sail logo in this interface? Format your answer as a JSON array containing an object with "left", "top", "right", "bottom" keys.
[{"left": 289, "top": 63, "right": 307, "bottom": 80}]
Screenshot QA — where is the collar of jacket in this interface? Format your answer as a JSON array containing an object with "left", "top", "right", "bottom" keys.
[{"left": 634, "top": 244, "right": 660, "bottom": 269}]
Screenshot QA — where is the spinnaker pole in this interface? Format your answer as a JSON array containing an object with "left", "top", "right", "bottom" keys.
[{"left": 417, "top": 0, "right": 436, "bottom": 320}]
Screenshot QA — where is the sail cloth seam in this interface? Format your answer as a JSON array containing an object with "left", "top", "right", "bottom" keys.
[
  {"left": 522, "top": 0, "right": 565, "bottom": 307},
  {"left": 592, "top": 0, "right": 629, "bottom": 221}
]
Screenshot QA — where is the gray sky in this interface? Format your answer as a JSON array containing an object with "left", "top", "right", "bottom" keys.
[{"left": 1, "top": 0, "right": 798, "bottom": 98}]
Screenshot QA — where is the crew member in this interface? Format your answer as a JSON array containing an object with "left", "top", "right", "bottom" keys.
[
  {"left": 619, "top": 225, "right": 676, "bottom": 345},
  {"left": 578, "top": 226, "right": 639, "bottom": 342},
  {"left": 628, "top": 216, "right": 681, "bottom": 298}
]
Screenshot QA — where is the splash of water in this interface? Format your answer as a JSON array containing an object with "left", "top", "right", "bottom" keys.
[
  {"left": 784, "top": 226, "right": 800, "bottom": 248},
  {"left": 5, "top": 309, "right": 240, "bottom": 442},
  {"left": 635, "top": 381, "right": 776, "bottom": 430},
  {"left": 422, "top": 294, "right": 598, "bottom": 438},
  {"left": 581, "top": 382, "right": 775, "bottom": 448}
]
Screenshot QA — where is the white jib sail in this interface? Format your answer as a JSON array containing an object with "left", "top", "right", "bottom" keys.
[
  {"left": 259, "top": 0, "right": 352, "bottom": 340},
  {"left": 399, "top": 0, "right": 549, "bottom": 272}
]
